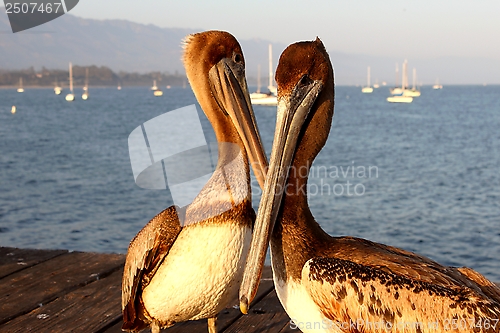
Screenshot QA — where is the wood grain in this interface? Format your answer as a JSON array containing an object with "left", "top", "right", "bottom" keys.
[
  {"left": 0, "top": 251, "right": 124, "bottom": 325},
  {"left": 0, "top": 269, "right": 123, "bottom": 333},
  {"left": 1, "top": 248, "right": 498, "bottom": 333},
  {"left": 223, "top": 290, "right": 290, "bottom": 333},
  {"left": 0, "top": 247, "right": 67, "bottom": 279}
]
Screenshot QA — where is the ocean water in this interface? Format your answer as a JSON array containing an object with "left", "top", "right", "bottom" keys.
[{"left": 0, "top": 85, "right": 499, "bottom": 282}]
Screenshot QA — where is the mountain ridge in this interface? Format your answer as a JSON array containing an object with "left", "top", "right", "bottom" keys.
[{"left": 1, "top": 13, "right": 499, "bottom": 84}]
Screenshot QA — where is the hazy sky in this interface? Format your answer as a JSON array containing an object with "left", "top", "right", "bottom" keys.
[{"left": 70, "top": 0, "right": 500, "bottom": 60}]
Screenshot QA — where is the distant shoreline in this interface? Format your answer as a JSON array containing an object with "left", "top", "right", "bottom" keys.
[
  {"left": 2, "top": 84, "right": 499, "bottom": 90},
  {"left": 0, "top": 85, "right": 186, "bottom": 89}
]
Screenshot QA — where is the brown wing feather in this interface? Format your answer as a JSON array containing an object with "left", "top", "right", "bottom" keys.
[
  {"left": 304, "top": 257, "right": 500, "bottom": 333},
  {"left": 330, "top": 237, "right": 496, "bottom": 292},
  {"left": 122, "top": 206, "right": 182, "bottom": 331},
  {"left": 458, "top": 267, "right": 500, "bottom": 303}
]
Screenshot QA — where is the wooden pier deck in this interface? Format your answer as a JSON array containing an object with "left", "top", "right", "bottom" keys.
[
  {"left": 0, "top": 247, "right": 293, "bottom": 333},
  {"left": 1, "top": 247, "right": 499, "bottom": 333}
]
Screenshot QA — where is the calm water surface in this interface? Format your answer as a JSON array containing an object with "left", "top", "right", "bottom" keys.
[{"left": 0, "top": 85, "right": 499, "bottom": 281}]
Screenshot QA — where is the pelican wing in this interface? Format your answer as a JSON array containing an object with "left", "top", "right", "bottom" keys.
[
  {"left": 122, "top": 206, "right": 182, "bottom": 329},
  {"left": 458, "top": 267, "right": 500, "bottom": 304},
  {"left": 303, "top": 257, "right": 500, "bottom": 333},
  {"left": 331, "top": 236, "right": 499, "bottom": 293}
]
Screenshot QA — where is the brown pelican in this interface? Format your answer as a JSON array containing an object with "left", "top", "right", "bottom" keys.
[
  {"left": 122, "top": 30, "right": 268, "bottom": 333},
  {"left": 240, "top": 38, "right": 500, "bottom": 332}
]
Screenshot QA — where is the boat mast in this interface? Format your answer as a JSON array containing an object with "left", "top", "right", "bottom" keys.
[
  {"left": 69, "top": 62, "right": 73, "bottom": 93},
  {"left": 85, "top": 68, "right": 89, "bottom": 90},
  {"left": 402, "top": 60, "right": 408, "bottom": 90},
  {"left": 257, "top": 64, "right": 261, "bottom": 93},
  {"left": 412, "top": 68, "right": 416, "bottom": 90},
  {"left": 395, "top": 63, "right": 399, "bottom": 87},
  {"left": 367, "top": 66, "right": 371, "bottom": 87},
  {"left": 268, "top": 44, "right": 273, "bottom": 91}
]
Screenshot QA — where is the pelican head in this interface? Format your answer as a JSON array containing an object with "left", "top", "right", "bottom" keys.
[
  {"left": 239, "top": 38, "right": 335, "bottom": 312},
  {"left": 183, "top": 30, "right": 268, "bottom": 187}
]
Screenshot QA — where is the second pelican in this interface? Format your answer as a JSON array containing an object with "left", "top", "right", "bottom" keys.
[{"left": 240, "top": 38, "right": 500, "bottom": 332}]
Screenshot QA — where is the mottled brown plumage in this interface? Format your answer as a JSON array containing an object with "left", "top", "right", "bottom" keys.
[
  {"left": 241, "top": 38, "right": 500, "bottom": 332},
  {"left": 122, "top": 206, "right": 182, "bottom": 331}
]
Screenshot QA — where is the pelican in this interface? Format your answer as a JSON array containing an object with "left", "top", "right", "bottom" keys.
[
  {"left": 122, "top": 30, "right": 268, "bottom": 333},
  {"left": 240, "top": 38, "right": 500, "bottom": 332}
]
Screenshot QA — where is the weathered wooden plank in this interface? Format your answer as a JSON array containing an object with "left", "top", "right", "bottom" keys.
[
  {"left": 223, "top": 290, "right": 290, "bottom": 333},
  {"left": 0, "top": 269, "right": 123, "bottom": 333},
  {"left": 103, "top": 267, "right": 276, "bottom": 333},
  {"left": 0, "top": 245, "right": 496, "bottom": 333},
  {"left": 278, "top": 323, "right": 296, "bottom": 333},
  {"left": 0, "top": 247, "right": 68, "bottom": 279},
  {"left": 0, "top": 251, "right": 124, "bottom": 325}
]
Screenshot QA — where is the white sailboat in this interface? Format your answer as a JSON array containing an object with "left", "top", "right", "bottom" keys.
[
  {"left": 54, "top": 79, "right": 62, "bottom": 95},
  {"left": 251, "top": 44, "right": 277, "bottom": 106},
  {"left": 152, "top": 79, "right": 163, "bottom": 96},
  {"left": 390, "top": 63, "right": 403, "bottom": 95},
  {"left": 433, "top": 78, "right": 443, "bottom": 89},
  {"left": 17, "top": 78, "right": 24, "bottom": 93},
  {"left": 403, "top": 67, "right": 421, "bottom": 97},
  {"left": 250, "top": 64, "right": 276, "bottom": 104},
  {"left": 250, "top": 64, "right": 264, "bottom": 97},
  {"left": 65, "top": 62, "right": 75, "bottom": 102},
  {"left": 361, "top": 66, "right": 373, "bottom": 93},
  {"left": 151, "top": 80, "right": 158, "bottom": 90},
  {"left": 387, "top": 60, "right": 413, "bottom": 103},
  {"left": 82, "top": 68, "right": 89, "bottom": 100},
  {"left": 387, "top": 95, "right": 413, "bottom": 103},
  {"left": 266, "top": 43, "right": 277, "bottom": 96}
]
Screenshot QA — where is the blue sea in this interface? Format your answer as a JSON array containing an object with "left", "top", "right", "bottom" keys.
[{"left": 0, "top": 85, "right": 499, "bottom": 282}]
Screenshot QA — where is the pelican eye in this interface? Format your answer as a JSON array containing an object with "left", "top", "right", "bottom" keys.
[
  {"left": 299, "top": 74, "right": 311, "bottom": 86},
  {"left": 233, "top": 53, "right": 243, "bottom": 64}
]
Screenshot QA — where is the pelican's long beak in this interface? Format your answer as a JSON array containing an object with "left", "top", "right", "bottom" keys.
[
  {"left": 208, "top": 58, "right": 268, "bottom": 188},
  {"left": 239, "top": 77, "right": 324, "bottom": 313}
]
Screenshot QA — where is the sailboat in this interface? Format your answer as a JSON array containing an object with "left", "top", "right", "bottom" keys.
[
  {"left": 152, "top": 79, "right": 163, "bottom": 96},
  {"left": 387, "top": 60, "right": 413, "bottom": 103},
  {"left": 250, "top": 64, "right": 265, "bottom": 98},
  {"left": 54, "top": 79, "right": 62, "bottom": 95},
  {"left": 361, "top": 66, "right": 373, "bottom": 93},
  {"left": 17, "top": 78, "right": 24, "bottom": 93},
  {"left": 402, "top": 67, "right": 421, "bottom": 97},
  {"left": 82, "top": 68, "right": 89, "bottom": 100},
  {"left": 387, "top": 95, "right": 413, "bottom": 103},
  {"left": 65, "top": 62, "right": 75, "bottom": 102},
  {"left": 433, "top": 78, "right": 443, "bottom": 89},
  {"left": 389, "top": 63, "right": 403, "bottom": 95},
  {"left": 250, "top": 44, "right": 277, "bottom": 106}
]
